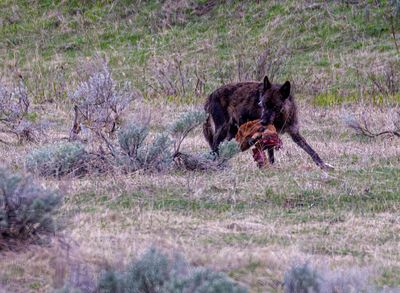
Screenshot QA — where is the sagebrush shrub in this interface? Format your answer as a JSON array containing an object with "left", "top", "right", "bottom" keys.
[
  {"left": 283, "top": 263, "right": 375, "bottom": 293},
  {"left": 284, "top": 263, "right": 322, "bottom": 293},
  {"left": 97, "top": 270, "right": 124, "bottom": 293},
  {"left": 168, "top": 111, "right": 206, "bottom": 136},
  {"left": 167, "top": 267, "right": 247, "bottom": 293},
  {"left": 69, "top": 61, "right": 136, "bottom": 140},
  {"left": 320, "top": 267, "right": 371, "bottom": 293},
  {"left": 169, "top": 110, "right": 240, "bottom": 171},
  {"left": 96, "top": 247, "right": 247, "bottom": 293},
  {"left": 168, "top": 110, "right": 206, "bottom": 154},
  {"left": 217, "top": 140, "right": 240, "bottom": 163},
  {"left": 0, "top": 79, "right": 41, "bottom": 142},
  {"left": 25, "top": 142, "right": 88, "bottom": 178},
  {"left": 136, "top": 132, "right": 173, "bottom": 171},
  {"left": 118, "top": 122, "right": 149, "bottom": 157},
  {"left": 124, "top": 248, "right": 170, "bottom": 292},
  {"left": 0, "top": 167, "right": 61, "bottom": 250},
  {"left": 117, "top": 122, "right": 172, "bottom": 172}
]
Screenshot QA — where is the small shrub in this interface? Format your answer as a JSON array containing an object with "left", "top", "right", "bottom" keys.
[
  {"left": 217, "top": 140, "right": 240, "bottom": 164},
  {"left": 118, "top": 122, "right": 149, "bottom": 157},
  {"left": 168, "top": 111, "right": 239, "bottom": 171},
  {"left": 168, "top": 110, "right": 207, "bottom": 154},
  {"left": 136, "top": 133, "right": 173, "bottom": 171},
  {"left": 0, "top": 167, "right": 61, "bottom": 250},
  {"left": 169, "top": 111, "right": 207, "bottom": 137},
  {"left": 97, "top": 270, "right": 124, "bottom": 293},
  {"left": 283, "top": 263, "right": 374, "bottom": 293},
  {"left": 117, "top": 122, "right": 173, "bottom": 172},
  {"left": 0, "top": 79, "right": 41, "bottom": 143},
  {"left": 125, "top": 248, "right": 170, "bottom": 292},
  {"left": 367, "top": 60, "right": 400, "bottom": 97},
  {"left": 284, "top": 263, "right": 322, "bottom": 293},
  {"left": 96, "top": 247, "right": 247, "bottom": 293},
  {"left": 343, "top": 112, "right": 400, "bottom": 139},
  {"left": 25, "top": 142, "right": 88, "bottom": 178},
  {"left": 174, "top": 139, "right": 240, "bottom": 171},
  {"left": 69, "top": 61, "right": 137, "bottom": 140},
  {"left": 167, "top": 267, "right": 247, "bottom": 293},
  {"left": 116, "top": 111, "right": 207, "bottom": 172}
]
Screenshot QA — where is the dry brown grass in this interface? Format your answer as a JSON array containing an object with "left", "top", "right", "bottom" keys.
[{"left": 0, "top": 100, "right": 399, "bottom": 292}]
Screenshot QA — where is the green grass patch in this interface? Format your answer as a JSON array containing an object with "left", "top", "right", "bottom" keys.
[
  {"left": 105, "top": 188, "right": 248, "bottom": 215},
  {"left": 375, "top": 267, "right": 400, "bottom": 288},
  {"left": 303, "top": 242, "right": 368, "bottom": 259},
  {"left": 264, "top": 167, "right": 400, "bottom": 214},
  {"left": 313, "top": 93, "right": 358, "bottom": 106},
  {"left": 1, "top": 0, "right": 398, "bottom": 105},
  {"left": 221, "top": 232, "right": 290, "bottom": 247}
]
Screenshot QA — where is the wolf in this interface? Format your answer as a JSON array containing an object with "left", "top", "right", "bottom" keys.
[{"left": 203, "top": 76, "right": 332, "bottom": 170}]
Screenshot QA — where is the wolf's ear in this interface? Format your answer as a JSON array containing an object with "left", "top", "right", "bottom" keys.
[
  {"left": 280, "top": 81, "right": 291, "bottom": 99},
  {"left": 263, "top": 76, "right": 272, "bottom": 92}
]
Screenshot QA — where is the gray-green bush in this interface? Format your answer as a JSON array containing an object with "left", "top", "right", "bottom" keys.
[
  {"left": 284, "top": 263, "right": 322, "bottom": 293},
  {"left": 117, "top": 122, "right": 173, "bottom": 172},
  {"left": 25, "top": 142, "right": 88, "bottom": 178},
  {"left": 168, "top": 110, "right": 240, "bottom": 171},
  {"left": 283, "top": 263, "right": 375, "bottom": 293},
  {"left": 0, "top": 167, "right": 61, "bottom": 250},
  {"left": 26, "top": 111, "right": 239, "bottom": 177},
  {"left": 166, "top": 267, "right": 248, "bottom": 293},
  {"left": 97, "top": 248, "right": 247, "bottom": 293},
  {"left": 117, "top": 110, "right": 234, "bottom": 172}
]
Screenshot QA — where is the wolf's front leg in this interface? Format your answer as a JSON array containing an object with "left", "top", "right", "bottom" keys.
[{"left": 288, "top": 130, "right": 333, "bottom": 170}]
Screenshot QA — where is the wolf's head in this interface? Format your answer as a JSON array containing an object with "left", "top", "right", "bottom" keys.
[{"left": 259, "top": 76, "right": 291, "bottom": 126}]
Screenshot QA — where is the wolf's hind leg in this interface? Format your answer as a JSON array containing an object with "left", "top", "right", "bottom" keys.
[{"left": 212, "top": 124, "right": 230, "bottom": 153}]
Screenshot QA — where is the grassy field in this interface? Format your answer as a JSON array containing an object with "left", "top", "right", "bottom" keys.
[{"left": 0, "top": 1, "right": 399, "bottom": 292}]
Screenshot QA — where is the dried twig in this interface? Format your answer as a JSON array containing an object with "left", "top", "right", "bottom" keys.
[{"left": 345, "top": 112, "right": 400, "bottom": 138}]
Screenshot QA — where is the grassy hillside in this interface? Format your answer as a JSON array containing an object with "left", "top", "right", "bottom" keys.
[
  {"left": 0, "top": 0, "right": 399, "bottom": 103},
  {"left": 0, "top": 1, "right": 399, "bottom": 292}
]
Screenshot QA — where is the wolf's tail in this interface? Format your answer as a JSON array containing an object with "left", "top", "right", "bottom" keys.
[{"left": 203, "top": 91, "right": 228, "bottom": 150}]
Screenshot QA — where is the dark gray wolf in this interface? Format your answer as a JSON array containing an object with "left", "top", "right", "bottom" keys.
[{"left": 203, "top": 76, "right": 332, "bottom": 170}]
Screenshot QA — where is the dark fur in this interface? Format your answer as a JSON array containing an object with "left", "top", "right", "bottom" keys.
[{"left": 203, "top": 76, "right": 331, "bottom": 170}]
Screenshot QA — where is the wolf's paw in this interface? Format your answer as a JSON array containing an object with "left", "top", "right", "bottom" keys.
[{"left": 321, "top": 163, "right": 335, "bottom": 171}]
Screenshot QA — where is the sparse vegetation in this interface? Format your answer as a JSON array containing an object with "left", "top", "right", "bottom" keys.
[
  {"left": 99, "top": 248, "right": 247, "bottom": 293},
  {"left": 0, "top": 79, "right": 41, "bottom": 143},
  {"left": 58, "top": 248, "right": 247, "bottom": 293},
  {"left": 344, "top": 111, "right": 400, "bottom": 138}
]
